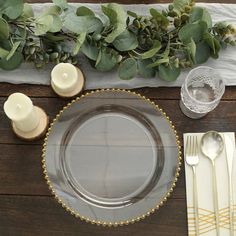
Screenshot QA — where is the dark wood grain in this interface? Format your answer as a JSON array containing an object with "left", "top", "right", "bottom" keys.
[
  {"left": 1, "top": 83, "right": 236, "bottom": 100},
  {"left": 0, "top": 195, "right": 187, "bottom": 236}
]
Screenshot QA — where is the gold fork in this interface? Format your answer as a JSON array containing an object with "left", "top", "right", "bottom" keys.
[{"left": 185, "top": 135, "right": 200, "bottom": 236}]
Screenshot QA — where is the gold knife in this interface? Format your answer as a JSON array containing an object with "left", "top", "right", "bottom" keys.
[{"left": 224, "top": 134, "right": 234, "bottom": 236}]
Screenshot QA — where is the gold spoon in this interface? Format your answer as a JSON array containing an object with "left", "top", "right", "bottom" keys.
[{"left": 200, "top": 131, "right": 224, "bottom": 236}]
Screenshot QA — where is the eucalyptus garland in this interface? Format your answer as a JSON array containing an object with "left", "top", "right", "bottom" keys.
[{"left": 0, "top": 0, "right": 235, "bottom": 81}]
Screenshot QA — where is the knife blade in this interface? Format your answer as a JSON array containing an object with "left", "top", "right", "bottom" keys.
[
  {"left": 224, "top": 133, "right": 234, "bottom": 236},
  {"left": 224, "top": 134, "right": 234, "bottom": 178}
]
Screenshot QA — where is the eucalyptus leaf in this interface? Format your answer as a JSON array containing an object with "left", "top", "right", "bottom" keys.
[
  {"left": 0, "top": 51, "right": 23, "bottom": 70},
  {"left": 41, "top": 6, "right": 62, "bottom": 16},
  {"left": 118, "top": 58, "right": 137, "bottom": 80},
  {"left": 195, "top": 41, "right": 211, "bottom": 64},
  {"left": 189, "top": 7, "right": 212, "bottom": 28},
  {"left": 137, "top": 59, "right": 156, "bottom": 78},
  {"left": 187, "top": 38, "right": 196, "bottom": 62},
  {"left": 95, "top": 48, "right": 119, "bottom": 71},
  {"left": 40, "top": 6, "right": 63, "bottom": 33},
  {"left": 21, "top": 3, "right": 34, "bottom": 19},
  {"left": 102, "top": 3, "right": 127, "bottom": 43},
  {"left": 6, "top": 41, "right": 21, "bottom": 60},
  {"left": 0, "top": 17, "right": 9, "bottom": 39},
  {"left": 64, "top": 13, "right": 103, "bottom": 34},
  {"left": 73, "top": 32, "right": 86, "bottom": 55},
  {"left": 204, "top": 32, "right": 221, "bottom": 56},
  {"left": 173, "top": 0, "right": 191, "bottom": 12},
  {"left": 158, "top": 64, "right": 181, "bottom": 81},
  {"left": 141, "top": 40, "right": 161, "bottom": 59},
  {"left": 0, "top": 0, "right": 24, "bottom": 19},
  {"left": 178, "top": 21, "right": 207, "bottom": 43},
  {"left": 35, "top": 15, "right": 54, "bottom": 36},
  {"left": 52, "top": 0, "right": 68, "bottom": 10},
  {"left": 81, "top": 40, "right": 99, "bottom": 61},
  {"left": 96, "top": 13, "right": 109, "bottom": 27},
  {"left": 0, "top": 39, "right": 11, "bottom": 51},
  {"left": 0, "top": 47, "right": 9, "bottom": 58},
  {"left": 112, "top": 30, "right": 138, "bottom": 51},
  {"left": 76, "top": 6, "right": 94, "bottom": 16},
  {"left": 49, "top": 15, "right": 62, "bottom": 33},
  {"left": 127, "top": 10, "right": 137, "bottom": 18},
  {"left": 148, "top": 58, "right": 169, "bottom": 68},
  {"left": 204, "top": 32, "right": 215, "bottom": 52},
  {"left": 150, "top": 8, "right": 169, "bottom": 27}
]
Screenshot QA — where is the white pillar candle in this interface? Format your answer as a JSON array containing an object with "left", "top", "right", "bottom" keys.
[
  {"left": 4, "top": 93, "right": 40, "bottom": 133},
  {"left": 51, "top": 63, "right": 79, "bottom": 94}
]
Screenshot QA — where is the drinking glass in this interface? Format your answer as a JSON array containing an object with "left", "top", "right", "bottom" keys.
[{"left": 180, "top": 66, "right": 225, "bottom": 119}]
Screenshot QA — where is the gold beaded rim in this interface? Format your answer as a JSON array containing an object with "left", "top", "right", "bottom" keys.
[{"left": 42, "top": 89, "right": 182, "bottom": 226}]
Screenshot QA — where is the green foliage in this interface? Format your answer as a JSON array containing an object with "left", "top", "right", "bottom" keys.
[
  {"left": 195, "top": 41, "right": 211, "bottom": 64},
  {"left": 0, "top": 17, "right": 9, "bottom": 39},
  {"left": 21, "top": 3, "right": 34, "bottom": 19},
  {"left": 137, "top": 59, "right": 156, "bottom": 78},
  {"left": 102, "top": 3, "right": 126, "bottom": 43},
  {"left": 95, "top": 48, "right": 119, "bottom": 71},
  {"left": 0, "top": 0, "right": 24, "bottom": 19},
  {"left": 6, "top": 41, "right": 21, "bottom": 60},
  {"left": 35, "top": 15, "right": 54, "bottom": 36},
  {"left": 187, "top": 38, "right": 196, "bottom": 62},
  {"left": 141, "top": 40, "right": 161, "bottom": 59},
  {"left": 52, "top": 0, "right": 68, "bottom": 10},
  {"left": 73, "top": 33, "right": 86, "bottom": 55},
  {"left": 0, "top": 47, "right": 9, "bottom": 58},
  {"left": 64, "top": 13, "right": 103, "bottom": 34},
  {"left": 81, "top": 40, "right": 99, "bottom": 61},
  {"left": 204, "top": 32, "right": 221, "bottom": 57},
  {"left": 118, "top": 58, "right": 137, "bottom": 80},
  {"left": 189, "top": 7, "right": 212, "bottom": 28},
  {"left": 112, "top": 30, "right": 138, "bottom": 51},
  {"left": 178, "top": 21, "right": 207, "bottom": 43},
  {"left": 158, "top": 64, "right": 181, "bottom": 81},
  {"left": 0, "top": 0, "right": 234, "bottom": 82},
  {"left": 76, "top": 6, "right": 95, "bottom": 16},
  {"left": 0, "top": 51, "right": 23, "bottom": 70},
  {"left": 149, "top": 8, "right": 169, "bottom": 28}
]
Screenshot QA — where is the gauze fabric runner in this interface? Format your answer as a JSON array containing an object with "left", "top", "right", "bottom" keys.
[{"left": 0, "top": 3, "right": 235, "bottom": 89}]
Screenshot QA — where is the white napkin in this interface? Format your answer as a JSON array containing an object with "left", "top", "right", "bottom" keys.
[{"left": 184, "top": 132, "right": 236, "bottom": 236}]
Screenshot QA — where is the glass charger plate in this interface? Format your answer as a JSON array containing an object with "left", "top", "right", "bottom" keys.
[{"left": 42, "top": 89, "right": 181, "bottom": 226}]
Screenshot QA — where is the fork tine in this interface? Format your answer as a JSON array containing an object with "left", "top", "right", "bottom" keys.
[
  {"left": 190, "top": 136, "right": 193, "bottom": 157},
  {"left": 185, "top": 135, "right": 190, "bottom": 156},
  {"left": 193, "top": 136, "right": 196, "bottom": 157},
  {"left": 194, "top": 136, "right": 198, "bottom": 157}
]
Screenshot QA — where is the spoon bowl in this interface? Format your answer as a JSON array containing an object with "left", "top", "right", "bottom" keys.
[{"left": 200, "top": 131, "right": 224, "bottom": 160}]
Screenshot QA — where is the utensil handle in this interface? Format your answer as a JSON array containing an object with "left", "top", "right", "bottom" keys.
[
  {"left": 228, "top": 177, "right": 234, "bottom": 236},
  {"left": 212, "top": 160, "right": 220, "bottom": 236},
  {"left": 192, "top": 166, "right": 199, "bottom": 236}
]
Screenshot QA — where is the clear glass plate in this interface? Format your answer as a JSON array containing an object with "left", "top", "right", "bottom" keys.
[{"left": 43, "top": 90, "right": 181, "bottom": 225}]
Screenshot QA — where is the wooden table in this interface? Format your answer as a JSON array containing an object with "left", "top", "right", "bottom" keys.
[{"left": 0, "top": 1, "right": 235, "bottom": 235}]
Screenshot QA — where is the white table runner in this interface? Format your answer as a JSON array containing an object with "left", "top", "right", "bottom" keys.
[{"left": 0, "top": 3, "right": 236, "bottom": 89}]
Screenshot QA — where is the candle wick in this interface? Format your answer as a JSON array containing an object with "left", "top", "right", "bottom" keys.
[
  {"left": 16, "top": 104, "right": 22, "bottom": 110},
  {"left": 62, "top": 73, "right": 68, "bottom": 79}
]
